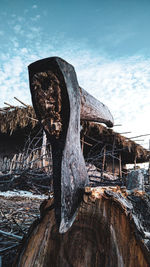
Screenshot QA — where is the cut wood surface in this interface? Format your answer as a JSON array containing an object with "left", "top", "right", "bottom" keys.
[{"left": 13, "top": 187, "right": 150, "bottom": 267}]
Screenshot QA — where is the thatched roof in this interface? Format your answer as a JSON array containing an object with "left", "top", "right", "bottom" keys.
[
  {"left": 81, "top": 121, "right": 150, "bottom": 164},
  {"left": 0, "top": 106, "right": 149, "bottom": 163},
  {"left": 0, "top": 105, "right": 38, "bottom": 135}
]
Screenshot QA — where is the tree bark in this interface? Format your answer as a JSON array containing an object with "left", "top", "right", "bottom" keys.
[{"left": 13, "top": 187, "right": 150, "bottom": 267}]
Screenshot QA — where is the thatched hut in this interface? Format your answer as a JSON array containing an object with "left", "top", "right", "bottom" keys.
[
  {"left": 81, "top": 121, "right": 150, "bottom": 176},
  {"left": 0, "top": 105, "right": 149, "bottom": 175},
  {"left": 0, "top": 105, "right": 41, "bottom": 172}
]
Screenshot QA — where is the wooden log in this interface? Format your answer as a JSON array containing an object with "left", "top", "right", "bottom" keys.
[
  {"left": 28, "top": 57, "right": 114, "bottom": 233},
  {"left": 80, "top": 87, "right": 113, "bottom": 127},
  {"left": 13, "top": 187, "right": 150, "bottom": 267}
]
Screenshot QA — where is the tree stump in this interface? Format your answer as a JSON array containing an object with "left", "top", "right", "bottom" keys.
[{"left": 13, "top": 187, "right": 150, "bottom": 267}]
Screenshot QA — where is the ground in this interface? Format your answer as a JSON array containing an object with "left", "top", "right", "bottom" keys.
[{"left": 0, "top": 194, "right": 46, "bottom": 266}]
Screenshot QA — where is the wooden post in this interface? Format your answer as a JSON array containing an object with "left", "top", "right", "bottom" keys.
[
  {"left": 81, "top": 136, "right": 84, "bottom": 153},
  {"left": 112, "top": 135, "right": 115, "bottom": 176},
  {"left": 16, "top": 154, "right": 22, "bottom": 170},
  {"left": 10, "top": 154, "right": 16, "bottom": 173},
  {"left": 41, "top": 130, "right": 47, "bottom": 168},
  {"left": 30, "top": 153, "right": 34, "bottom": 169},
  {"left": 134, "top": 156, "right": 137, "bottom": 170},
  {"left": 119, "top": 153, "right": 122, "bottom": 179},
  {"left": 148, "top": 140, "right": 150, "bottom": 184},
  {"left": 102, "top": 145, "right": 106, "bottom": 176}
]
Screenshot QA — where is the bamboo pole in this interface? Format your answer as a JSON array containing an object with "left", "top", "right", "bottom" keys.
[
  {"left": 14, "top": 97, "right": 29, "bottom": 107},
  {"left": 130, "top": 134, "right": 150, "bottom": 139}
]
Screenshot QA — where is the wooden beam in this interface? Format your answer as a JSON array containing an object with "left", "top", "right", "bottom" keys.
[{"left": 80, "top": 87, "right": 114, "bottom": 127}]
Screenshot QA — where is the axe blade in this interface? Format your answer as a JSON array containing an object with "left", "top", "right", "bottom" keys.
[{"left": 28, "top": 57, "right": 88, "bottom": 233}]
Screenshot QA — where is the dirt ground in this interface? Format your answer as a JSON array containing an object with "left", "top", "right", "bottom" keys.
[{"left": 0, "top": 195, "right": 46, "bottom": 266}]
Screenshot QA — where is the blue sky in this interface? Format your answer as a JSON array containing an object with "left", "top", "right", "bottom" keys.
[{"left": 0, "top": 0, "right": 150, "bottom": 149}]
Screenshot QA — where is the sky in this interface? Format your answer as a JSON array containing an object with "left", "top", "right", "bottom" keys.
[{"left": 0, "top": 0, "right": 150, "bottom": 149}]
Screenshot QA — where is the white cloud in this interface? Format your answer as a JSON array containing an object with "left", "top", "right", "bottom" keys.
[
  {"left": 0, "top": 38, "right": 149, "bottom": 149},
  {"left": 30, "top": 26, "right": 41, "bottom": 33},
  {"left": 13, "top": 24, "right": 22, "bottom": 34},
  {"left": 24, "top": 9, "right": 28, "bottom": 14},
  {"left": 11, "top": 37, "right": 19, "bottom": 48},
  {"left": 74, "top": 56, "right": 150, "bottom": 149},
  {"left": 20, "top": 48, "right": 28, "bottom": 54},
  {"left": 32, "top": 5, "right": 37, "bottom": 9},
  {"left": 31, "top": 15, "right": 41, "bottom": 22},
  {"left": 17, "top": 16, "right": 24, "bottom": 22},
  {"left": 0, "top": 56, "right": 29, "bottom": 106}
]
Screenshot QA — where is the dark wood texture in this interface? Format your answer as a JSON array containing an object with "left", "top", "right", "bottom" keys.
[
  {"left": 28, "top": 57, "right": 113, "bottom": 233},
  {"left": 28, "top": 57, "right": 88, "bottom": 233}
]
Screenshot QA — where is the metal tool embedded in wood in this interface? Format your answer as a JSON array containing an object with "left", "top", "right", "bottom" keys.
[{"left": 28, "top": 57, "right": 114, "bottom": 233}]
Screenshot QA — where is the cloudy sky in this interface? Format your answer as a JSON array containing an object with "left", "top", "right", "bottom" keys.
[{"left": 0, "top": 0, "right": 150, "bottom": 149}]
